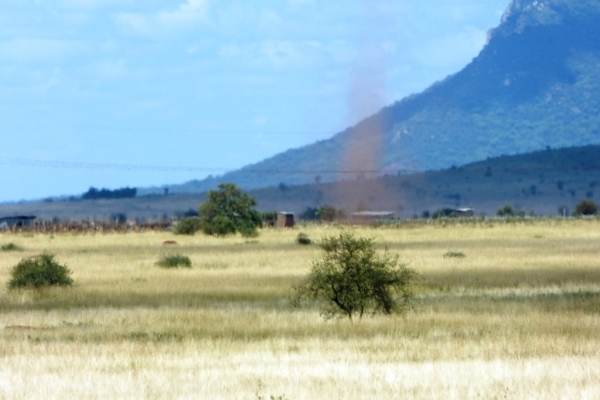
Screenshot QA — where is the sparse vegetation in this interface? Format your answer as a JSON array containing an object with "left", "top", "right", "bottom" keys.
[
  {"left": 156, "top": 254, "right": 192, "bottom": 268},
  {"left": 294, "top": 232, "right": 418, "bottom": 320},
  {"left": 1, "top": 223, "right": 600, "bottom": 398},
  {"left": 7, "top": 253, "right": 73, "bottom": 289}
]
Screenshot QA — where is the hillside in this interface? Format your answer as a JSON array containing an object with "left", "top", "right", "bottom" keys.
[
  {"left": 146, "top": 0, "right": 600, "bottom": 196},
  {"left": 3, "top": 145, "right": 599, "bottom": 220}
]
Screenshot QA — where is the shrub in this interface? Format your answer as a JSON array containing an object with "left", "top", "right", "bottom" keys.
[
  {"left": 1, "top": 243, "right": 23, "bottom": 252},
  {"left": 573, "top": 199, "right": 598, "bottom": 216},
  {"left": 294, "top": 233, "right": 418, "bottom": 320},
  {"left": 174, "top": 217, "right": 201, "bottom": 235},
  {"left": 156, "top": 254, "right": 192, "bottom": 268},
  {"left": 7, "top": 253, "right": 73, "bottom": 289},
  {"left": 296, "top": 232, "right": 311, "bottom": 245}
]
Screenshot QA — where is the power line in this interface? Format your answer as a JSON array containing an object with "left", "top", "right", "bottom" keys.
[
  {"left": 1, "top": 156, "right": 599, "bottom": 175},
  {"left": 0, "top": 157, "right": 414, "bottom": 174}
]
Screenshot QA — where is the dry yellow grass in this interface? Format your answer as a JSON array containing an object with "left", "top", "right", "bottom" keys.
[{"left": 1, "top": 220, "right": 599, "bottom": 398}]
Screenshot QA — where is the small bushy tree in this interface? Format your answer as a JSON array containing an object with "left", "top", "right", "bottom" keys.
[
  {"left": 198, "top": 183, "right": 262, "bottom": 237},
  {"left": 294, "top": 233, "right": 418, "bottom": 320},
  {"left": 573, "top": 199, "right": 598, "bottom": 216},
  {"left": 7, "top": 253, "right": 73, "bottom": 289}
]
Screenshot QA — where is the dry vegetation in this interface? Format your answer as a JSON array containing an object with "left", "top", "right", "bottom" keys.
[{"left": 1, "top": 220, "right": 599, "bottom": 399}]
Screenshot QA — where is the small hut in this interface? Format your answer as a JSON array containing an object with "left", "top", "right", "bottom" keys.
[{"left": 277, "top": 212, "right": 295, "bottom": 228}]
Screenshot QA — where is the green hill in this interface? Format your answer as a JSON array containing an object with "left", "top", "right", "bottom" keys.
[{"left": 148, "top": 0, "right": 600, "bottom": 195}]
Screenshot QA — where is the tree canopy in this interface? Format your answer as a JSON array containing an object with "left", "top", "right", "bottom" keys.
[{"left": 198, "top": 183, "right": 262, "bottom": 237}]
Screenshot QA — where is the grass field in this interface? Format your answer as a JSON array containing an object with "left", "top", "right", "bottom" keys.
[{"left": 1, "top": 220, "right": 599, "bottom": 399}]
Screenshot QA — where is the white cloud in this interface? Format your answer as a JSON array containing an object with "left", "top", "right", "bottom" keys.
[{"left": 114, "top": 0, "right": 208, "bottom": 38}]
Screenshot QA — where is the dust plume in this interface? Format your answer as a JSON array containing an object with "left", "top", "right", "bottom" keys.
[{"left": 332, "top": 1, "right": 407, "bottom": 216}]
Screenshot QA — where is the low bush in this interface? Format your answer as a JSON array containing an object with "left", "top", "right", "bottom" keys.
[
  {"left": 174, "top": 217, "right": 201, "bottom": 235},
  {"left": 444, "top": 251, "right": 466, "bottom": 258},
  {"left": 156, "top": 254, "right": 192, "bottom": 268},
  {"left": 7, "top": 253, "right": 73, "bottom": 289},
  {"left": 1, "top": 243, "right": 23, "bottom": 252},
  {"left": 296, "top": 233, "right": 311, "bottom": 245}
]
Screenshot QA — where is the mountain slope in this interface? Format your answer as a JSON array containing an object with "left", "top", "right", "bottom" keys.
[{"left": 154, "top": 0, "right": 600, "bottom": 195}]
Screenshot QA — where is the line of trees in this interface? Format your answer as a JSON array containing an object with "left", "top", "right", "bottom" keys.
[{"left": 81, "top": 186, "right": 137, "bottom": 200}]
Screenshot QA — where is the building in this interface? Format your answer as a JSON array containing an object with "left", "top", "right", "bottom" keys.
[
  {"left": 276, "top": 212, "right": 295, "bottom": 228},
  {"left": 0, "top": 215, "right": 36, "bottom": 229},
  {"left": 350, "top": 211, "right": 396, "bottom": 222}
]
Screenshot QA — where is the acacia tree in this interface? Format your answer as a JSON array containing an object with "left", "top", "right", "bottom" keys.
[
  {"left": 198, "top": 183, "right": 262, "bottom": 237},
  {"left": 294, "top": 233, "right": 418, "bottom": 320},
  {"left": 573, "top": 199, "right": 598, "bottom": 216}
]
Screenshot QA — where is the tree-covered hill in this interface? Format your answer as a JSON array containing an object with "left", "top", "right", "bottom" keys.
[{"left": 124, "top": 0, "right": 600, "bottom": 195}]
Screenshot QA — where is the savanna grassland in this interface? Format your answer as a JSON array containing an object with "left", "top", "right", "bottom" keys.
[{"left": 1, "top": 220, "right": 599, "bottom": 399}]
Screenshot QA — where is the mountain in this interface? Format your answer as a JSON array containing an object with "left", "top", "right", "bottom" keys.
[{"left": 146, "top": 0, "right": 600, "bottom": 195}]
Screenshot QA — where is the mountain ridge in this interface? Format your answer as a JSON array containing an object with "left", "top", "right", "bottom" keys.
[{"left": 141, "top": 0, "right": 600, "bottom": 195}]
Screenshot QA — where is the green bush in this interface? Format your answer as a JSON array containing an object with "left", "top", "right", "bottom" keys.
[
  {"left": 294, "top": 233, "right": 418, "bottom": 320},
  {"left": 7, "top": 253, "right": 74, "bottom": 289},
  {"left": 156, "top": 254, "right": 192, "bottom": 268},
  {"left": 1, "top": 243, "right": 23, "bottom": 252},
  {"left": 174, "top": 217, "right": 201, "bottom": 235},
  {"left": 297, "top": 233, "right": 312, "bottom": 245}
]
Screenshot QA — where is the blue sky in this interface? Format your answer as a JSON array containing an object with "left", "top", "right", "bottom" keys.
[{"left": 0, "top": 0, "right": 508, "bottom": 202}]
